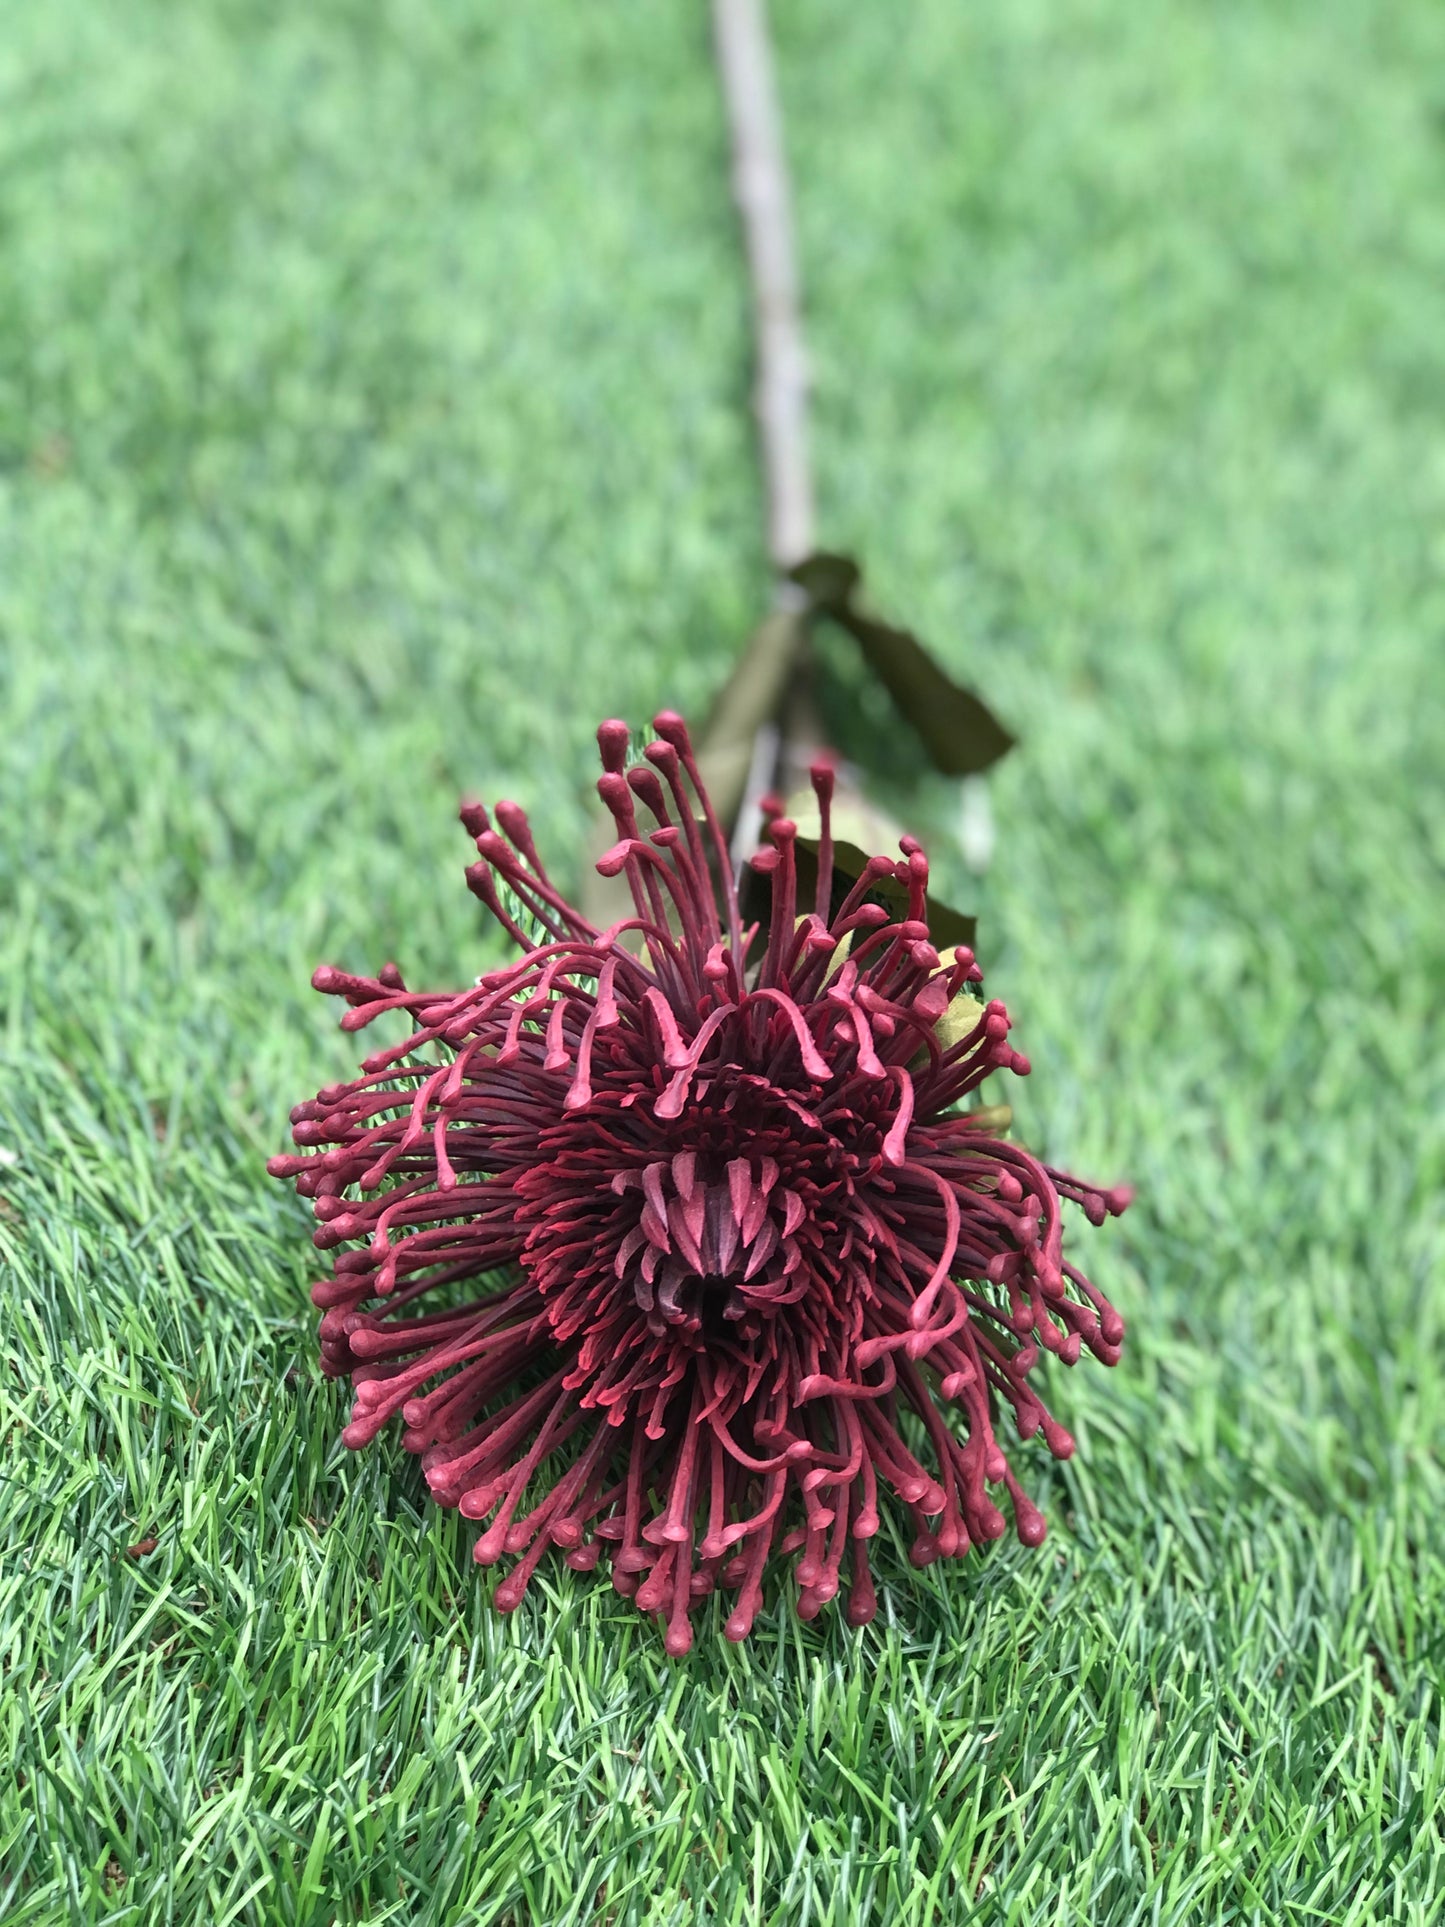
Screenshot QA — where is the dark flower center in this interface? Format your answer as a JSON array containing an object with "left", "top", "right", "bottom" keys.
[{"left": 515, "top": 1066, "right": 897, "bottom": 1375}]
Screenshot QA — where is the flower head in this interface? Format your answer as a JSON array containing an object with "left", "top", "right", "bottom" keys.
[{"left": 269, "top": 712, "right": 1128, "bottom": 1652}]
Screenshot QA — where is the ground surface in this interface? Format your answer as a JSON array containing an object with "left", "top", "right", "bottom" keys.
[{"left": 2, "top": 3, "right": 1443, "bottom": 1923}]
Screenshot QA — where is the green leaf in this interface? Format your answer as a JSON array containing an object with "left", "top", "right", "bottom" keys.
[
  {"left": 784, "top": 788, "right": 978, "bottom": 954},
  {"left": 789, "top": 552, "right": 1015, "bottom": 777}
]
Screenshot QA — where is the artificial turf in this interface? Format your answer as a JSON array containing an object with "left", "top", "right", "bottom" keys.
[{"left": 2, "top": 1, "right": 1443, "bottom": 1921}]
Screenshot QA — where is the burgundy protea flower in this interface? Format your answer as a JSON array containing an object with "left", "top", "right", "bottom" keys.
[{"left": 269, "top": 713, "right": 1129, "bottom": 1653}]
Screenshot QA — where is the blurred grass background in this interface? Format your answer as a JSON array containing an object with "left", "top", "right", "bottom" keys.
[{"left": 1, "top": 1, "right": 1443, "bottom": 1922}]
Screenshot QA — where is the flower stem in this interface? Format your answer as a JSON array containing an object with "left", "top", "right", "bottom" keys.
[{"left": 711, "top": 0, "right": 815, "bottom": 575}]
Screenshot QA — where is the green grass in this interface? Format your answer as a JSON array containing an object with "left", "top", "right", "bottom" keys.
[{"left": 2, "top": 0, "right": 1443, "bottom": 1921}]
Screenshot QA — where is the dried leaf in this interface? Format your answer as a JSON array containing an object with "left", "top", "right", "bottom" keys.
[{"left": 693, "top": 608, "right": 810, "bottom": 830}]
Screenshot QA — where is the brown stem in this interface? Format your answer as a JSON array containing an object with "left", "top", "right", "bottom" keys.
[{"left": 711, "top": 0, "right": 815, "bottom": 573}]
